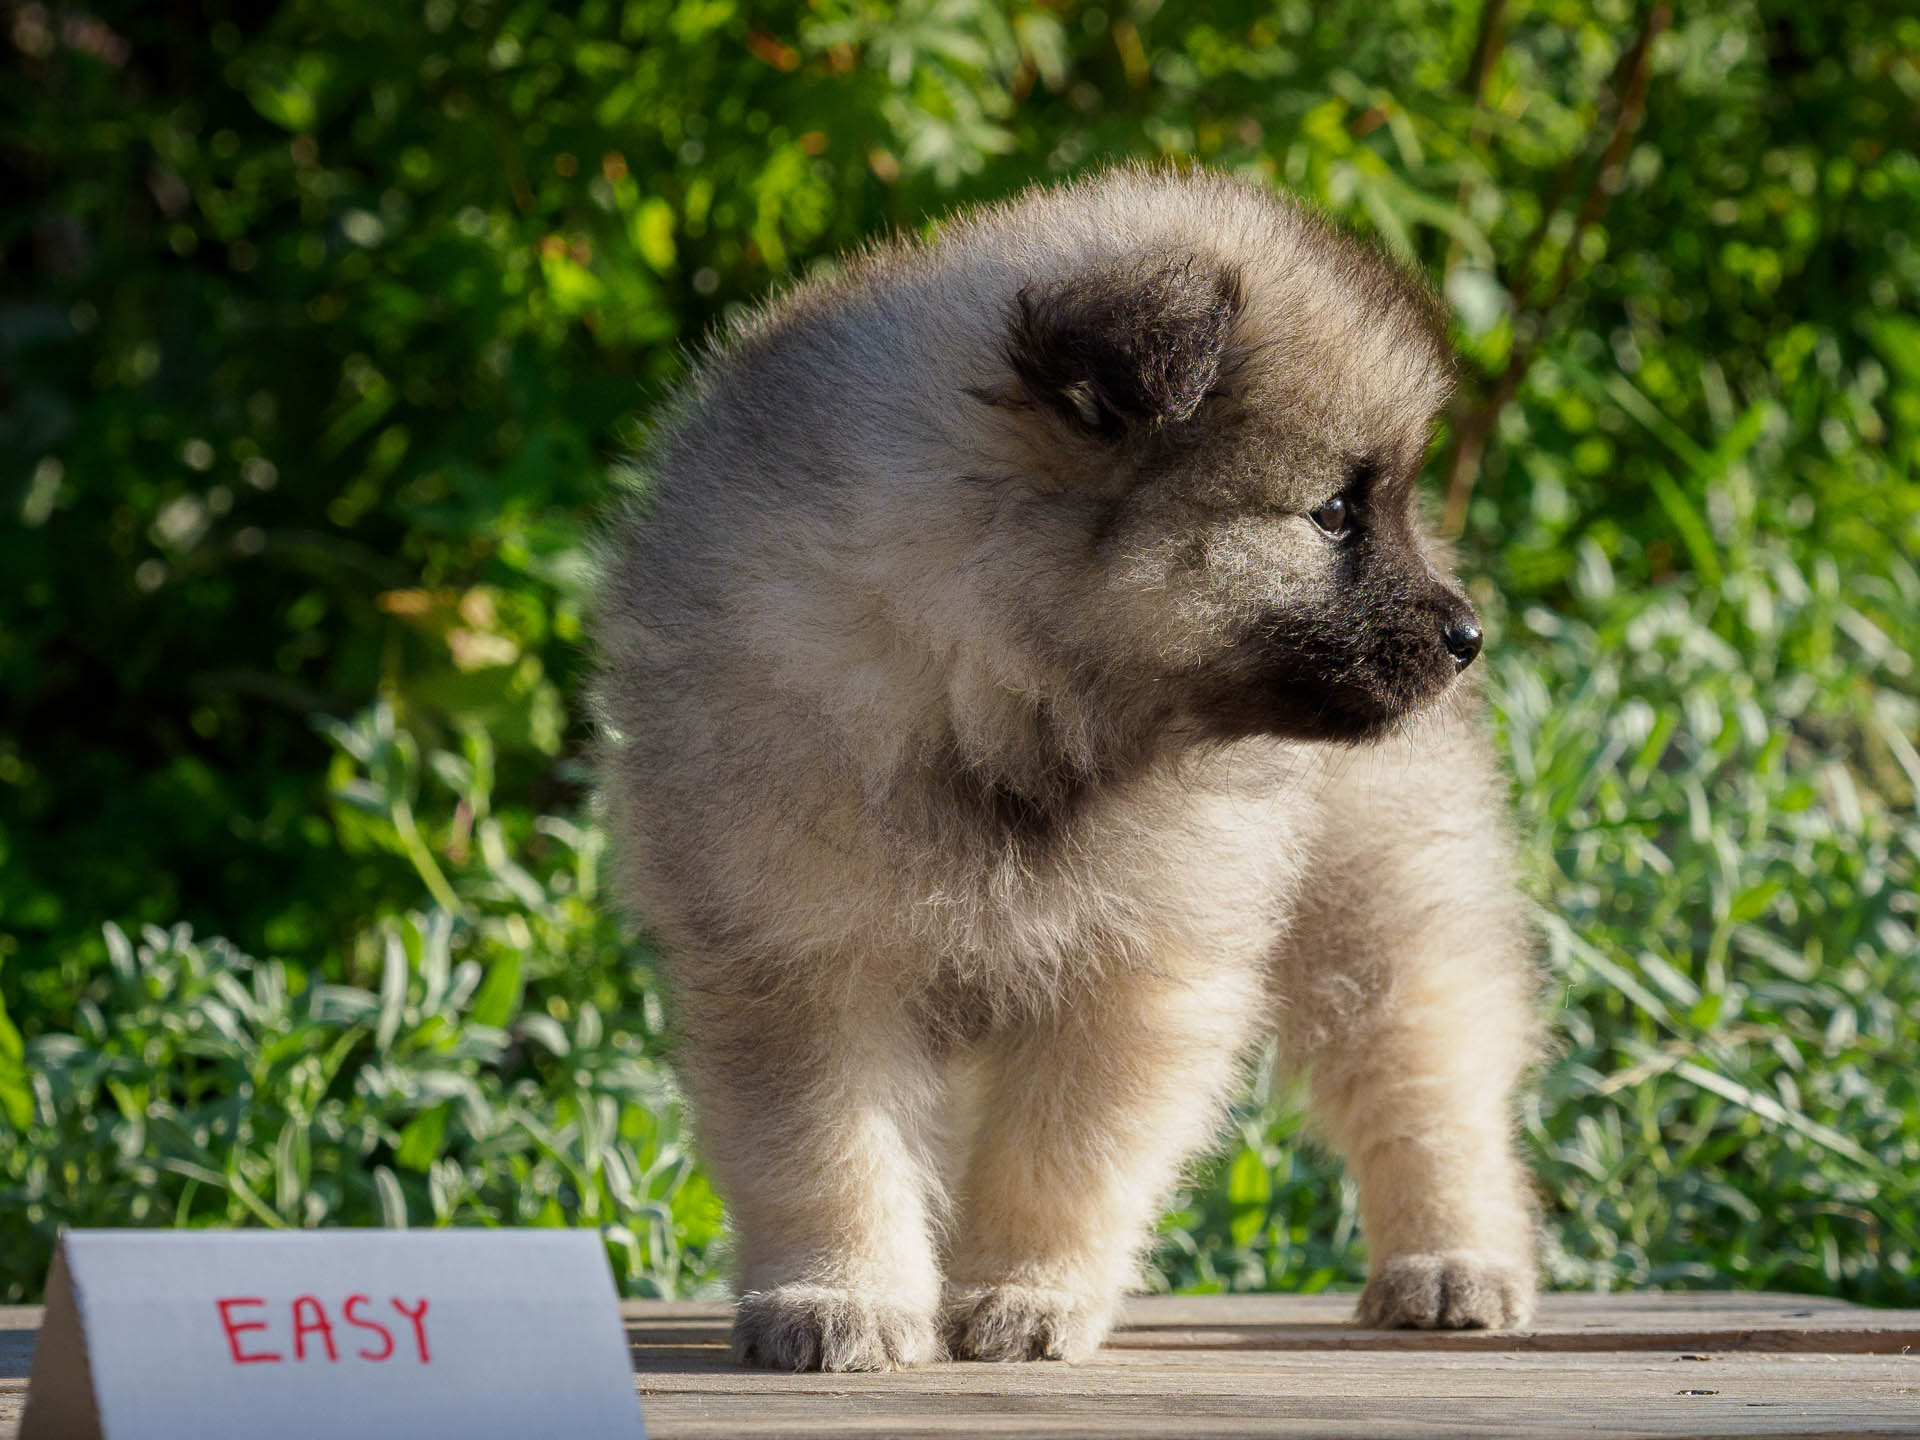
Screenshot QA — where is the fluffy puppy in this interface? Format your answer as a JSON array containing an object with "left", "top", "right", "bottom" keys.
[{"left": 593, "top": 165, "right": 1541, "bottom": 1371}]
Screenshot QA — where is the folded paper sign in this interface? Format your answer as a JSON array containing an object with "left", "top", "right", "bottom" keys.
[{"left": 22, "top": 1229, "right": 646, "bottom": 1440}]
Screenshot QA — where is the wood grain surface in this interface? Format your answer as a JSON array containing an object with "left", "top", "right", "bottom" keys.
[{"left": 5, "top": 1291, "right": 1917, "bottom": 1437}]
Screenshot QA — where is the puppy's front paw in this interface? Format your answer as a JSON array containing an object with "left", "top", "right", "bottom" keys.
[
  {"left": 944, "top": 1283, "right": 1112, "bottom": 1362},
  {"left": 1357, "top": 1252, "right": 1535, "bottom": 1330},
  {"left": 732, "top": 1284, "right": 940, "bottom": 1371}
]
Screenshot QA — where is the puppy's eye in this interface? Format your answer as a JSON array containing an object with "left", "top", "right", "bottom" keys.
[{"left": 1308, "top": 495, "right": 1350, "bottom": 536}]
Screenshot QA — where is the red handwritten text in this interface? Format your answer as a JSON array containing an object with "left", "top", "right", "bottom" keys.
[
  {"left": 214, "top": 1295, "right": 432, "bottom": 1365},
  {"left": 342, "top": 1293, "right": 394, "bottom": 1361},
  {"left": 215, "top": 1297, "right": 280, "bottom": 1365}
]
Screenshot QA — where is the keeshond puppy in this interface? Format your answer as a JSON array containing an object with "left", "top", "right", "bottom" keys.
[{"left": 593, "top": 166, "right": 1540, "bottom": 1371}]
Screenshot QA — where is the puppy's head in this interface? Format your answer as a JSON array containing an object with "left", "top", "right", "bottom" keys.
[{"left": 979, "top": 193, "right": 1471, "bottom": 748}]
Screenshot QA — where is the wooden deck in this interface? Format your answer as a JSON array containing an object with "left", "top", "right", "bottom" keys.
[{"left": 5, "top": 1291, "right": 1917, "bottom": 1436}]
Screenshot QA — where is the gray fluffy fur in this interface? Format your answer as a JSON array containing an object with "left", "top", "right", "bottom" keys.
[{"left": 593, "top": 166, "right": 1542, "bottom": 1372}]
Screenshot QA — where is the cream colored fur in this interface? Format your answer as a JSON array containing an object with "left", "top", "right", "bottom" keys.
[{"left": 593, "top": 166, "right": 1542, "bottom": 1371}]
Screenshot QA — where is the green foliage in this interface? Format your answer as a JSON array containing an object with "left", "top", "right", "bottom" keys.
[
  {"left": 3, "top": 1, "right": 1916, "bottom": 1304},
  {"left": 1164, "top": 525, "right": 1920, "bottom": 1304},
  {"left": 0, "top": 704, "right": 722, "bottom": 1301}
]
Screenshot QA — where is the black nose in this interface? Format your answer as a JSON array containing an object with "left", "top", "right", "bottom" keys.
[{"left": 1442, "top": 619, "right": 1483, "bottom": 670}]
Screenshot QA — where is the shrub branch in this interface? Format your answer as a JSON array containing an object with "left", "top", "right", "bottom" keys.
[{"left": 1441, "top": 0, "right": 1672, "bottom": 536}]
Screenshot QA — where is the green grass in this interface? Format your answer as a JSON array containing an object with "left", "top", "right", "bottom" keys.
[
  {"left": 6, "top": 513, "right": 1914, "bottom": 1304},
  {"left": 1161, "top": 503, "right": 1920, "bottom": 1306},
  {"left": 0, "top": 712, "right": 724, "bottom": 1302}
]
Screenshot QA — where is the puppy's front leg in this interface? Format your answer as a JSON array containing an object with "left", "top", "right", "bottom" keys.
[
  {"left": 1278, "top": 932, "right": 1540, "bottom": 1330},
  {"left": 677, "top": 981, "right": 946, "bottom": 1371},
  {"left": 1275, "top": 719, "right": 1542, "bottom": 1331},
  {"left": 944, "top": 961, "right": 1262, "bottom": 1361}
]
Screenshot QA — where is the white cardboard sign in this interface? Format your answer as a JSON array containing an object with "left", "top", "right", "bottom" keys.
[{"left": 22, "top": 1229, "right": 646, "bottom": 1440}]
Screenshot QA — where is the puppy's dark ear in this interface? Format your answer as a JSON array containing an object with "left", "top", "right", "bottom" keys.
[{"left": 1003, "top": 254, "right": 1242, "bottom": 439}]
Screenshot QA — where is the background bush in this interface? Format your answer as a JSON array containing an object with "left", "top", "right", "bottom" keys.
[{"left": 3, "top": 0, "right": 1915, "bottom": 1304}]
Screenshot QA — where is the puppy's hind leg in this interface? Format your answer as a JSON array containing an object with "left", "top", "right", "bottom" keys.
[
  {"left": 944, "top": 960, "right": 1263, "bottom": 1362},
  {"left": 677, "top": 976, "right": 948, "bottom": 1372}
]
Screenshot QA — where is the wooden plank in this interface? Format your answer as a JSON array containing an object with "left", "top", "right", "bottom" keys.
[
  {"left": 4, "top": 1293, "right": 1918, "bottom": 1438},
  {"left": 1105, "top": 1291, "right": 1920, "bottom": 1355},
  {"left": 621, "top": 1292, "right": 1920, "bottom": 1353},
  {"left": 615, "top": 1293, "right": 1920, "bottom": 1437}
]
